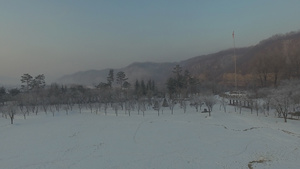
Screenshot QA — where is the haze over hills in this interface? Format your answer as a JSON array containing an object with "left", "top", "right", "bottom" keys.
[
  {"left": 57, "top": 62, "right": 176, "bottom": 87},
  {"left": 56, "top": 47, "right": 252, "bottom": 87},
  {"left": 57, "top": 30, "right": 300, "bottom": 87},
  {"left": 1, "top": 30, "right": 300, "bottom": 88}
]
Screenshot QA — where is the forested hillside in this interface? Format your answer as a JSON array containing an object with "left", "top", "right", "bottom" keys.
[
  {"left": 58, "top": 31, "right": 300, "bottom": 89},
  {"left": 182, "top": 31, "right": 300, "bottom": 88}
]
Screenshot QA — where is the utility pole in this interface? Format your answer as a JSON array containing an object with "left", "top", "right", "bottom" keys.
[
  {"left": 232, "top": 31, "right": 237, "bottom": 91},
  {"left": 232, "top": 31, "right": 238, "bottom": 110}
]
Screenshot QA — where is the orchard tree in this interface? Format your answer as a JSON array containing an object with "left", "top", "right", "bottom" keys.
[
  {"left": 219, "top": 96, "right": 228, "bottom": 113},
  {"left": 269, "top": 88, "right": 291, "bottom": 123},
  {"left": 190, "top": 94, "right": 204, "bottom": 112},
  {"left": 180, "top": 99, "right": 187, "bottom": 113},
  {"left": 253, "top": 99, "right": 263, "bottom": 116},
  {"left": 7, "top": 102, "right": 18, "bottom": 124},
  {"left": 168, "top": 98, "right": 176, "bottom": 115},
  {"left": 161, "top": 98, "right": 169, "bottom": 114},
  {"left": 268, "top": 80, "right": 300, "bottom": 122},
  {"left": 269, "top": 79, "right": 300, "bottom": 122},
  {"left": 203, "top": 94, "right": 217, "bottom": 116},
  {"left": 153, "top": 98, "right": 162, "bottom": 116}
]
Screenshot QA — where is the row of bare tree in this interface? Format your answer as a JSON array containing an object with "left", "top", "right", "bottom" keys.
[
  {"left": 1, "top": 81, "right": 219, "bottom": 124},
  {"left": 223, "top": 79, "right": 300, "bottom": 123}
]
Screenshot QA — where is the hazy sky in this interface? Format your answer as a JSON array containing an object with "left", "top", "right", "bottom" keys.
[{"left": 1, "top": 0, "right": 300, "bottom": 84}]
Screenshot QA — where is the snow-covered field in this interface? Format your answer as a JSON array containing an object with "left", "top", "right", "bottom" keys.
[{"left": 0, "top": 104, "right": 299, "bottom": 169}]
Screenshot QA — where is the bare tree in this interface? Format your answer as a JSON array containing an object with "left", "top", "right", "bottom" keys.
[
  {"left": 268, "top": 80, "right": 299, "bottom": 123},
  {"left": 258, "top": 88, "right": 272, "bottom": 116},
  {"left": 101, "top": 89, "right": 111, "bottom": 116},
  {"left": 203, "top": 95, "right": 217, "bottom": 116},
  {"left": 77, "top": 97, "right": 84, "bottom": 114},
  {"left": 269, "top": 89, "right": 291, "bottom": 122},
  {"left": 153, "top": 98, "right": 162, "bottom": 116},
  {"left": 253, "top": 50, "right": 271, "bottom": 87},
  {"left": 190, "top": 94, "right": 203, "bottom": 112},
  {"left": 287, "top": 80, "right": 300, "bottom": 119},
  {"left": 168, "top": 98, "right": 176, "bottom": 115},
  {"left": 112, "top": 102, "right": 119, "bottom": 116},
  {"left": 141, "top": 100, "right": 146, "bottom": 117},
  {"left": 125, "top": 100, "right": 135, "bottom": 116},
  {"left": 219, "top": 96, "right": 228, "bottom": 113},
  {"left": 63, "top": 104, "right": 70, "bottom": 115},
  {"left": 180, "top": 99, "right": 187, "bottom": 113},
  {"left": 40, "top": 95, "right": 49, "bottom": 114},
  {"left": 0, "top": 105, "right": 7, "bottom": 119},
  {"left": 161, "top": 98, "right": 169, "bottom": 114},
  {"left": 137, "top": 97, "right": 147, "bottom": 116},
  {"left": 7, "top": 102, "right": 18, "bottom": 124}
]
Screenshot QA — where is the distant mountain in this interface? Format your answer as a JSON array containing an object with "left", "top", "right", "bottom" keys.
[
  {"left": 56, "top": 47, "right": 255, "bottom": 86},
  {"left": 121, "top": 62, "right": 176, "bottom": 86},
  {"left": 57, "top": 30, "right": 300, "bottom": 87},
  {"left": 57, "top": 69, "right": 110, "bottom": 86},
  {"left": 57, "top": 62, "right": 176, "bottom": 86}
]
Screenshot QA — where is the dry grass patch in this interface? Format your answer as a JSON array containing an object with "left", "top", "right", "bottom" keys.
[{"left": 248, "top": 158, "right": 271, "bottom": 169}]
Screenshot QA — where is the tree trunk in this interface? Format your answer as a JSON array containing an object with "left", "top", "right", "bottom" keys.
[
  {"left": 10, "top": 114, "right": 14, "bottom": 124},
  {"left": 283, "top": 112, "right": 288, "bottom": 123}
]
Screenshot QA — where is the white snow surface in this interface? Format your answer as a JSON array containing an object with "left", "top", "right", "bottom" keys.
[{"left": 1, "top": 104, "right": 300, "bottom": 169}]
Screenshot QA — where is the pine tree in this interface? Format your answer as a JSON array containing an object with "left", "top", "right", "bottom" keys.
[
  {"left": 140, "top": 80, "right": 146, "bottom": 95},
  {"left": 107, "top": 69, "right": 114, "bottom": 88},
  {"left": 116, "top": 71, "right": 128, "bottom": 89},
  {"left": 134, "top": 80, "right": 140, "bottom": 96},
  {"left": 21, "top": 73, "right": 33, "bottom": 91}
]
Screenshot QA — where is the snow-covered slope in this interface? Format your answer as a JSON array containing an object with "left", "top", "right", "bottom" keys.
[{"left": 0, "top": 104, "right": 299, "bottom": 169}]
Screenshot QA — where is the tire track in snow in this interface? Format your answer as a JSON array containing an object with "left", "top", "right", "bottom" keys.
[
  {"left": 133, "top": 119, "right": 151, "bottom": 144},
  {"left": 280, "top": 129, "right": 300, "bottom": 138},
  {"left": 214, "top": 124, "right": 263, "bottom": 132}
]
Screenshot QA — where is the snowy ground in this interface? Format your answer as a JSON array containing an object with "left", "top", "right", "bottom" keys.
[{"left": 0, "top": 104, "right": 299, "bottom": 169}]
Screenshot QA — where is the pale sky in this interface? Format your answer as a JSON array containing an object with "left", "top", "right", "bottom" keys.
[{"left": 1, "top": 0, "right": 300, "bottom": 84}]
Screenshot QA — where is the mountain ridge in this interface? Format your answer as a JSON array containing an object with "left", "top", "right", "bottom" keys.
[{"left": 57, "top": 30, "right": 300, "bottom": 87}]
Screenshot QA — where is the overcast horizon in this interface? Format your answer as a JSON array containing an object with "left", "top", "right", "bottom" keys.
[{"left": 1, "top": 0, "right": 300, "bottom": 85}]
